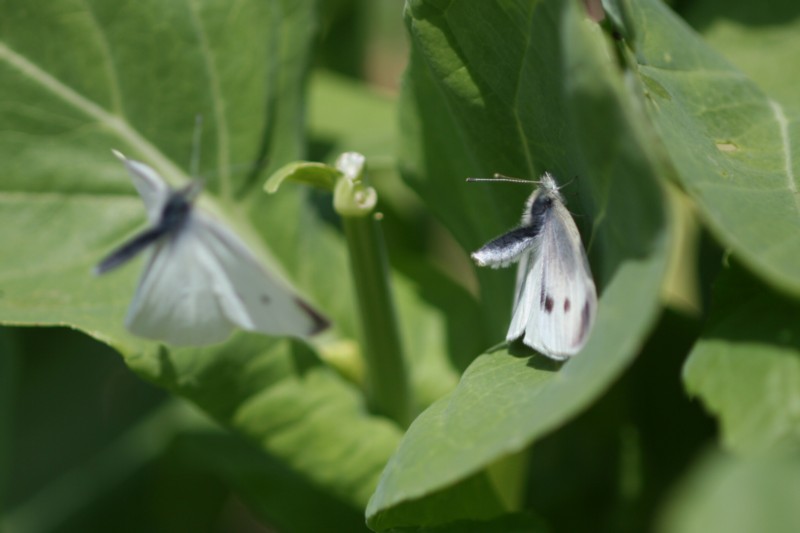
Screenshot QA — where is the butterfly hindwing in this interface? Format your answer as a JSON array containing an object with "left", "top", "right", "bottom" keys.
[
  {"left": 515, "top": 202, "right": 596, "bottom": 358},
  {"left": 192, "top": 213, "right": 329, "bottom": 338}
]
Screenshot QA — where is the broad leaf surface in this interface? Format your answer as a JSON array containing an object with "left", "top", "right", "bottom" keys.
[
  {"left": 658, "top": 452, "right": 800, "bottom": 533},
  {"left": 172, "top": 431, "right": 370, "bottom": 532},
  {"left": 382, "top": 513, "right": 545, "bottom": 533},
  {"left": 366, "top": 0, "right": 671, "bottom": 528},
  {"left": 0, "top": 0, "right": 408, "bottom": 512},
  {"left": 683, "top": 264, "right": 800, "bottom": 453},
  {"left": 679, "top": 0, "right": 800, "bottom": 112},
  {"left": 621, "top": 0, "right": 800, "bottom": 296}
]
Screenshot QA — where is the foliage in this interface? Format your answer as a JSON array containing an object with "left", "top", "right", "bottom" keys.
[{"left": 1, "top": 0, "right": 799, "bottom": 531}]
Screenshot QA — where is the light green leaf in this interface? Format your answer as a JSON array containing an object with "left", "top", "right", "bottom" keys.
[
  {"left": 264, "top": 161, "right": 340, "bottom": 193},
  {"left": 679, "top": 0, "right": 800, "bottom": 111},
  {"left": 621, "top": 0, "right": 800, "bottom": 296},
  {"left": 658, "top": 451, "right": 800, "bottom": 533},
  {"left": 683, "top": 263, "right": 800, "bottom": 453},
  {"left": 308, "top": 70, "right": 398, "bottom": 165},
  {"left": 367, "top": 0, "right": 671, "bottom": 528},
  {"left": 0, "top": 0, "right": 401, "bottom": 514}
]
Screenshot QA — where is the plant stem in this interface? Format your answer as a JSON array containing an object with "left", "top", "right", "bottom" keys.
[{"left": 342, "top": 214, "right": 410, "bottom": 427}]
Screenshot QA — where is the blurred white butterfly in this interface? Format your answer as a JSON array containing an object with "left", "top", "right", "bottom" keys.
[
  {"left": 95, "top": 150, "right": 329, "bottom": 346},
  {"left": 470, "top": 172, "right": 596, "bottom": 359}
]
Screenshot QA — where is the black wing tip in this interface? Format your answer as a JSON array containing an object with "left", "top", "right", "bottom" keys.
[
  {"left": 93, "top": 255, "right": 121, "bottom": 276},
  {"left": 295, "top": 297, "right": 331, "bottom": 335}
]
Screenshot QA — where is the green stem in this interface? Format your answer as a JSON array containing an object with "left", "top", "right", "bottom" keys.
[{"left": 342, "top": 214, "right": 410, "bottom": 427}]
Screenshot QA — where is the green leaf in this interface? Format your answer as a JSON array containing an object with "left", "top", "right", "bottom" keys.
[
  {"left": 264, "top": 161, "right": 340, "bottom": 193},
  {"left": 0, "top": 0, "right": 320, "bottom": 347},
  {"left": 0, "top": 0, "right": 406, "bottom": 516},
  {"left": 126, "top": 337, "right": 406, "bottom": 510},
  {"left": 621, "top": 0, "right": 800, "bottom": 296},
  {"left": 679, "top": 0, "right": 800, "bottom": 111},
  {"left": 172, "top": 431, "right": 370, "bottom": 532},
  {"left": 658, "top": 451, "right": 800, "bottom": 533},
  {"left": 369, "top": 471, "right": 508, "bottom": 531},
  {"left": 308, "top": 70, "right": 398, "bottom": 165},
  {"left": 0, "top": 328, "right": 17, "bottom": 512},
  {"left": 382, "top": 513, "right": 545, "bottom": 533},
  {"left": 367, "top": 0, "right": 672, "bottom": 528},
  {"left": 683, "top": 263, "right": 800, "bottom": 453}
]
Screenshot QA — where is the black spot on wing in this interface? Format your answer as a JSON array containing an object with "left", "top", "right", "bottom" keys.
[
  {"left": 575, "top": 299, "right": 591, "bottom": 346},
  {"left": 564, "top": 298, "right": 571, "bottom": 312},
  {"left": 295, "top": 297, "right": 330, "bottom": 335},
  {"left": 543, "top": 295, "right": 554, "bottom": 314}
]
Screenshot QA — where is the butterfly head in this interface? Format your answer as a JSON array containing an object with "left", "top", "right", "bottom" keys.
[{"left": 159, "top": 180, "right": 203, "bottom": 232}]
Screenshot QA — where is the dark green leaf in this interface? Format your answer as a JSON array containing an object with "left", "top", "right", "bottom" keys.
[
  {"left": 684, "top": 263, "right": 800, "bottom": 453},
  {"left": 367, "top": 0, "right": 671, "bottom": 527},
  {"left": 172, "top": 431, "right": 370, "bottom": 532}
]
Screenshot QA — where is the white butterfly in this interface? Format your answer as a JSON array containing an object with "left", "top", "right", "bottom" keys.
[
  {"left": 95, "top": 150, "right": 329, "bottom": 346},
  {"left": 470, "top": 172, "right": 596, "bottom": 359}
]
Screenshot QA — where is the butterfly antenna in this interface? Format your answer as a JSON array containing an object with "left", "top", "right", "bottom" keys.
[
  {"left": 559, "top": 175, "right": 578, "bottom": 190},
  {"left": 466, "top": 174, "right": 536, "bottom": 185},
  {"left": 190, "top": 114, "right": 203, "bottom": 179}
]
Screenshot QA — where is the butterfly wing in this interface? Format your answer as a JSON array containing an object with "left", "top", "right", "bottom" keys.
[
  {"left": 113, "top": 150, "right": 170, "bottom": 224},
  {"left": 509, "top": 202, "right": 596, "bottom": 359},
  {"left": 191, "top": 212, "right": 329, "bottom": 338},
  {"left": 125, "top": 221, "right": 234, "bottom": 346}
]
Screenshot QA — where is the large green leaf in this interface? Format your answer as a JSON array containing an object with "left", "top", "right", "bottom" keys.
[
  {"left": 679, "top": 0, "right": 800, "bottom": 111},
  {"left": 621, "top": 0, "right": 800, "bottom": 296},
  {"left": 0, "top": 0, "right": 319, "bottom": 344},
  {"left": 171, "top": 431, "right": 370, "bottom": 532},
  {"left": 366, "top": 0, "right": 671, "bottom": 528},
  {"left": 658, "top": 451, "right": 800, "bottom": 533},
  {"left": 0, "top": 0, "right": 404, "bottom": 516},
  {"left": 683, "top": 263, "right": 800, "bottom": 453}
]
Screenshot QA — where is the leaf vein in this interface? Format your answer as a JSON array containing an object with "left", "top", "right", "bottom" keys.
[
  {"left": 769, "top": 99, "right": 800, "bottom": 216},
  {"left": 0, "top": 41, "right": 185, "bottom": 186},
  {"left": 78, "top": 0, "right": 125, "bottom": 116}
]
